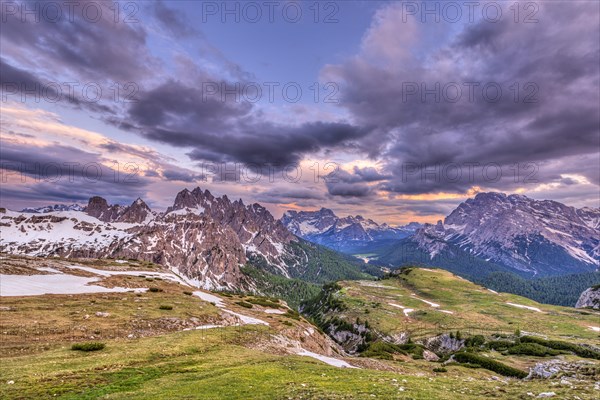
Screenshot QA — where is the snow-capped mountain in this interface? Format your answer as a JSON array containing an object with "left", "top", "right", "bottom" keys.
[
  {"left": 0, "top": 188, "right": 361, "bottom": 289},
  {"left": 281, "top": 208, "right": 421, "bottom": 252},
  {"left": 21, "top": 204, "right": 84, "bottom": 213},
  {"left": 405, "top": 192, "right": 599, "bottom": 277}
]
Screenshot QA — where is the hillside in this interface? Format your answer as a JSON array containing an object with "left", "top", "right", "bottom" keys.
[
  {"left": 2, "top": 256, "right": 599, "bottom": 399},
  {"left": 303, "top": 268, "right": 600, "bottom": 344}
]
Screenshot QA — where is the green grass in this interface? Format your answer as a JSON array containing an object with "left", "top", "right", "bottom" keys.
[
  {"left": 307, "top": 268, "right": 600, "bottom": 343},
  {"left": 3, "top": 326, "right": 598, "bottom": 400}
]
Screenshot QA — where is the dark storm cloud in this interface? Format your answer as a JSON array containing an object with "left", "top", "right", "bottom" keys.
[
  {"left": 323, "top": 1, "right": 600, "bottom": 195},
  {"left": 0, "top": 140, "right": 150, "bottom": 204},
  {"left": 1, "top": 0, "right": 370, "bottom": 174},
  {"left": 162, "top": 169, "right": 206, "bottom": 183},
  {"left": 0, "top": 58, "right": 114, "bottom": 114},
  {"left": 0, "top": 0, "right": 154, "bottom": 83},
  {"left": 255, "top": 188, "right": 326, "bottom": 204},
  {"left": 325, "top": 169, "right": 376, "bottom": 198},
  {"left": 117, "top": 79, "right": 369, "bottom": 166},
  {"left": 152, "top": 0, "right": 198, "bottom": 38}
]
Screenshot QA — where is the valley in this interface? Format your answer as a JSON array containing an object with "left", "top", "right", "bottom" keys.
[{"left": 1, "top": 255, "right": 599, "bottom": 399}]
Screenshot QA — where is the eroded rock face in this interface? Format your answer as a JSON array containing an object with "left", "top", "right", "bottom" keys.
[
  {"left": 575, "top": 287, "right": 600, "bottom": 309},
  {"left": 423, "top": 334, "right": 465, "bottom": 355},
  {"left": 527, "top": 359, "right": 598, "bottom": 380},
  {"left": 85, "top": 197, "right": 151, "bottom": 224}
]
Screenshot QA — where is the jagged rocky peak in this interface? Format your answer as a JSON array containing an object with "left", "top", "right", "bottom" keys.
[
  {"left": 85, "top": 196, "right": 121, "bottom": 222},
  {"left": 85, "top": 196, "right": 152, "bottom": 224},
  {"left": 119, "top": 198, "right": 151, "bottom": 223}
]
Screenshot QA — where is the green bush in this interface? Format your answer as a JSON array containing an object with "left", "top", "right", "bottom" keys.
[
  {"left": 183, "top": 291, "right": 193, "bottom": 296},
  {"left": 433, "top": 367, "right": 447, "bottom": 373},
  {"left": 360, "top": 342, "right": 407, "bottom": 360},
  {"left": 235, "top": 301, "right": 253, "bottom": 309},
  {"left": 465, "top": 335, "right": 486, "bottom": 347},
  {"left": 159, "top": 305, "right": 173, "bottom": 310},
  {"left": 246, "top": 297, "right": 281, "bottom": 308},
  {"left": 71, "top": 342, "right": 105, "bottom": 352},
  {"left": 521, "top": 336, "right": 600, "bottom": 360},
  {"left": 487, "top": 340, "right": 514, "bottom": 351},
  {"left": 284, "top": 309, "right": 301, "bottom": 320},
  {"left": 148, "top": 287, "right": 162, "bottom": 293},
  {"left": 453, "top": 352, "right": 528, "bottom": 378},
  {"left": 507, "top": 343, "right": 561, "bottom": 357}
]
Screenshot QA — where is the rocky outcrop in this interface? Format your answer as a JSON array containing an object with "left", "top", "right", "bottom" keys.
[
  {"left": 526, "top": 359, "right": 599, "bottom": 379},
  {"left": 85, "top": 197, "right": 151, "bottom": 224},
  {"left": 423, "top": 334, "right": 465, "bottom": 355},
  {"left": 575, "top": 287, "right": 600, "bottom": 309},
  {"left": 85, "top": 196, "right": 125, "bottom": 222}
]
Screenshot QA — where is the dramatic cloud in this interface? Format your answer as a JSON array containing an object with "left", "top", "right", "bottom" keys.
[
  {"left": 0, "top": 1, "right": 597, "bottom": 221},
  {"left": 322, "top": 2, "right": 600, "bottom": 196}
]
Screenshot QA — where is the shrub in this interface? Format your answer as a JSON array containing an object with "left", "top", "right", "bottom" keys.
[
  {"left": 433, "top": 367, "right": 447, "bottom": 373},
  {"left": 465, "top": 335, "right": 486, "bottom": 347},
  {"left": 246, "top": 297, "right": 281, "bottom": 308},
  {"left": 183, "top": 291, "right": 193, "bottom": 296},
  {"left": 521, "top": 336, "right": 600, "bottom": 360},
  {"left": 453, "top": 352, "right": 528, "bottom": 378},
  {"left": 71, "top": 342, "right": 105, "bottom": 352},
  {"left": 508, "top": 343, "right": 562, "bottom": 357},
  {"left": 284, "top": 309, "right": 301, "bottom": 320},
  {"left": 235, "top": 301, "right": 253, "bottom": 309},
  {"left": 507, "top": 343, "right": 561, "bottom": 357},
  {"left": 159, "top": 305, "right": 173, "bottom": 310},
  {"left": 148, "top": 288, "right": 162, "bottom": 293},
  {"left": 360, "top": 342, "right": 407, "bottom": 360},
  {"left": 487, "top": 340, "right": 514, "bottom": 351}
]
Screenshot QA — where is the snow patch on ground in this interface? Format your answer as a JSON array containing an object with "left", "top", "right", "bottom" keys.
[
  {"left": 0, "top": 273, "right": 147, "bottom": 296},
  {"left": 438, "top": 310, "right": 454, "bottom": 314},
  {"left": 192, "top": 291, "right": 226, "bottom": 308},
  {"left": 222, "top": 309, "right": 269, "bottom": 326},
  {"left": 264, "top": 309, "right": 286, "bottom": 314},
  {"left": 296, "top": 349, "right": 357, "bottom": 368},
  {"left": 487, "top": 288, "right": 499, "bottom": 294},
  {"left": 587, "top": 326, "right": 600, "bottom": 332},
  {"left": 388, "top": 302, "right": 414, "bottom": 316},
  {"left": 506, "top": 302, "right": 543, "bottom": 313},
  {"left": 411, "top": 296, "right": 440, "bottom": 308},
  {"left": 358, "top": 281, "right": 395, "bottom": 289}
]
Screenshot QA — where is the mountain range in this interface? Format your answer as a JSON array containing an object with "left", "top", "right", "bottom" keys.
[
  {"left": 2, "top": 190, "right": 598, "bottom": 296},
  {"left": 281, "top": 208, "right": 421, "bottom": 253},
  {"left": 0, "top": 187, "right": 367, "bottom": 291}
]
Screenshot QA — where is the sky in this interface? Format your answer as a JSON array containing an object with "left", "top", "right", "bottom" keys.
[{"left": 1, "top": 0, "right": 599, "bottom": 225}]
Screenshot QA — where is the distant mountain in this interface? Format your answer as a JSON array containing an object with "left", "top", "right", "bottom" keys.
[
  {"left": 1, "top": 188, "right": 369, "bottom": 290},
  {"left": 378, "top": 192, "right": 599, "bottom": 278},
  {"left": 280, "top": 208, "right": 421, "bottom": 253},
  {"left": 21, "top": 204, "right": 84, "bottom": 213}
]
